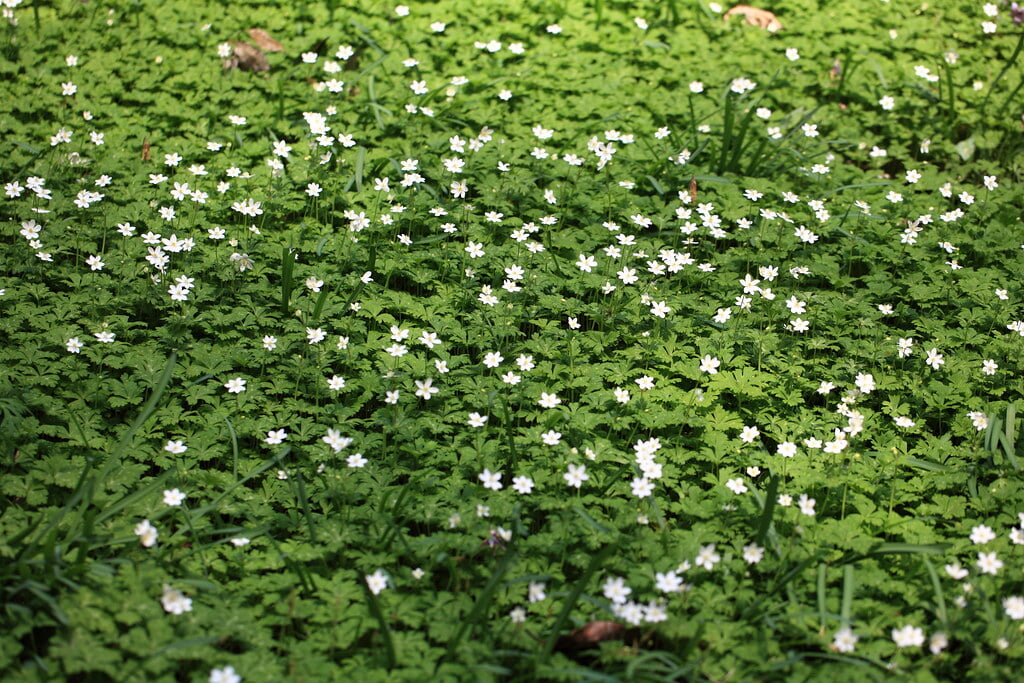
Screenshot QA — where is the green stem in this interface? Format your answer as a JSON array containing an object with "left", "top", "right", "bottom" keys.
[{"left": 983, "top": 32, "right": 1024, "bottom": 114}]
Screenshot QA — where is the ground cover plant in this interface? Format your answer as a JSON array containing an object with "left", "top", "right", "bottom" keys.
[{"left": 2, "top": 0, "right": 1024, "bottom": 680}]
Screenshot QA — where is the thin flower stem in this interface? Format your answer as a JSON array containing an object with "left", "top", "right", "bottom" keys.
[{"left": 983, "top": 31, "right": 1024, "bottom": 114}]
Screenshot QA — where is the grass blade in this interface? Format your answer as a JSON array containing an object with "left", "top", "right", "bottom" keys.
[
  {"left": 922, "top": 556, "right": 947, "bottom": 626},
  {"left": 442, "top": 548, "right": 519, "bottom": 665},
  {"left": 280, "top": 246, "right": 295, "bottom": 316},
  {"left": 817, "top": 563, "right": 828, "bottom": 631},
  {"left": 361, "top": 580, "right": 396, "bottom": 669},
  {"left": 539, "top": 541, "right": 619, "bottom": 661},
  {"left": 754, "top": 473, "right": 779, "bottom": 546},
  {"left": 840, "top": 565, "right": 855, "bottom": 625},
  {"left": 311, "top": 286, "right": 330, "bottom": 323}
]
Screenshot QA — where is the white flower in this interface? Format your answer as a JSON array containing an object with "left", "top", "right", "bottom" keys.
[
  {"left": 418, "top": 331, "right": 441, "bottom": 349},
  {"left": 264, "top": 429, "right": 287, "bottom": 445},
  {"left": 892, "top": 624, "right": 925, "bottom": 648},
  {"left": 977, "top": 551, "right": 1003, "bottom": 575},
  {"left": 209, "top": 666, "right": 241, "bottom": 683},
  {"left": 541, "top": 430, "right": 562, "bottom": 446},
  {"left": 164, "top": 440, "right": 187, "bottom": 454},
  {"left": 654, "top": 571, "right": 682, "bottom": 593},
  {"left": 322, "top": 428, "right": 353, "bottom": 453},
  {"left": 944, "top": 562, "right": 968, "bottom": 580},
  {"left": 650, "top": 301, "right": 671, "bottom": 318},
  {"left": 699, "top": 355, "right": 720, "bottom": 374},
  {"left": 603, "top": 576, "right": 633, "bottom": 604},
  {"left": 224, "top": 377, "right": 246, "bottom": 394},
  {"left": 564, "top": 463, "right": 589, "bottom": 488},
  {"left": 833, "top": 626, "right": 858, "bottom": 653},
  {"left": 970, "top": 525, "right": 996, "bottom": 545},
  {"left": 896, "top": 337, "right": 914, "bottom": 358},
  {"left": 538, "top": 392, "right": 562, "bottom": 408},
  {"left": 631, "top": 477, "right": 654, "bottom": 498},
  {"left": 854, "top": 373, "right": 875, "bottom": 393},
  {"left": 366, "top": 569, "right": 388, "bottom": 595},
  {"left": 1003, "top": 596, "right": 1024, "bottom": 620},
  {"left": 163, "top": 488, "right": 186, "bottom": 506},
  {"left": 726, "top": 478, "right": 748, "bottom": 494},
  {"left": 134, "top": 519, "right": 158, "bottom": 547},
  {"left": 479, "top": 468, "right": 503, "bottom": 491},
  {"left": 743, "top": 544, "right": 764, "bottom": 564},
  {"left": 415, "top": 378, "right": 439, "bottom": 400},
  {"left": 695, "top": 544, "right": 720, "bottom": 570},
  {"left": 512, "top": 476, "right": 534, "bottom": 494},
  {"left": 576, "top": 254, "right": 598, "bottom": 272},
  {"left": 798, "top": 493, "right": 816, "bottom": 516},
  {"left": 739, "top": 426, "right": 760, "bottom": 443},
  {"left": 160, "top": 584, "right": 193, "bottom": 615}
]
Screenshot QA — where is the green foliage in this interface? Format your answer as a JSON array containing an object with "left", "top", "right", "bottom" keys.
[{"left": 2, "top": 0, "right": 1024, "bottom": 680}]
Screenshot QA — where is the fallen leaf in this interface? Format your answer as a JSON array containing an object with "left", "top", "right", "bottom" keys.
[
  {"left": 556, "top": 621, "right": 626, "bottom": 651},
  {"left": 724, "top": 5, "right": 783, "bottom": 33},
  {"left": 224, "top": 42, "right": 270, "bottom": 72},
  {"left": 141, "top": 137, "right": 150, "bottom": 162},
  {"left": 248, "top": 28, "right": 284, "bottom": 52}
]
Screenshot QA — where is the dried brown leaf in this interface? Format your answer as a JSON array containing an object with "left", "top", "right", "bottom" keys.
[
  {"left": 724, "top": 5, "right": 783, "bottom": 32},
  {"left": 248, "top": 28, "right": 284, "bottom": 52},
  {"left": 224, "top": 41, "right": 270, "bottom": 72},
  {"left": 556, "top": 621, "right": 626, "bottom": 651}
]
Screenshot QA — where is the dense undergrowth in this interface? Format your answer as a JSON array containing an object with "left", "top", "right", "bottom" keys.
[{"left": 2, "top": 0, "right": 1024, "bottom": 680}]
